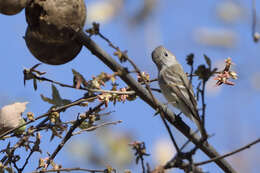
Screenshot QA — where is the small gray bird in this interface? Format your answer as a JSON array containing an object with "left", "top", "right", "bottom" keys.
[{"left": 152, "top": 46, "right": 203, "bottom": 135}]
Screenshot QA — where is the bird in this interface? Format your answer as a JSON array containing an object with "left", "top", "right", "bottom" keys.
[{"left": 151, "top": 45, "right": 204, "bottom": 136}]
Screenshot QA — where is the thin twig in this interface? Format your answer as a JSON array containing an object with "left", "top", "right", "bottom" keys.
[
  {"left": 20, "top": 149, "right": 34, "bottom": 172},
  {"left": 150, "top": 88, "right": 161, "bottom": 93},
  {"left": 141, "top": 157, "right": 145, "bottom": 173},
  {"left": 195, "top": 138, "right": 260, "bottom": 166},
  {"left": 160, "top": 112, "right": 180, "bottom": 152},
  {"left": 76, "top": 30, "right": 237, "bottom": 173},
  {"left": 72, "top": 120, "right": 122, "bottom": 135},
  {"left": 189, "top": 63, "right": 194, "bottom": 85},
  {"left": 3, "top": 133, "right": 32, "bottom": 166},
  {"left": 98, "top": 31, "right": 179, "bottom": 173},
  {"left": 32, "top": 167, "right": 105, "bottom": 173},
  {"left": 180, "top": 130, "right": 199, "bottom": 151},
  {"left": 0, "top": 96, "right": 97, "bottom": 139},
  {"left": 33, "top": 75, "right": 136, "bottom": 95},
  {"left": 97, "top": 30, "right": 179, "bottom": 154},
  {"left": 46, "top": 103, "right": 104, "bottom": 167},
  {"left": 201, "top": 80, "right": 207, "bottom": 136},
  {"left": 252, "top": 0, "right": 258, "bottom": 42}
]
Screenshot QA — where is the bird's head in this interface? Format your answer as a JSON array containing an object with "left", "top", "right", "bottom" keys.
[{"left": 151, "top": 46, "right": 177, "bottom": 71}]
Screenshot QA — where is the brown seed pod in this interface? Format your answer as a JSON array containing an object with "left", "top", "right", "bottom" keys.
[
  {"left": 25, "top": 0, "right": 86, "bottom": 65},
  {"left": 0, "top": 0, "right": 28, "bottom": 15},
  {"left": 25, "top": 27, "right": 83, "bottom": 65}
]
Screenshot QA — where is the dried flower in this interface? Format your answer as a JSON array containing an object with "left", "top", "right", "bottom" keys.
[
  {"left": 137, "top": 72, "right": 150, "bottom": 83},
  {"left": 129, "top": 141, "right": 150, "bottom": 164},
  {"left": 114, "top": 49, "right": 128, "bottom": 62},
  {"left": 98, "top": 93, "right": 112, "bottom": 107},
  {"left": 86, "top": 22, "right": 100, "bottom": 36},
  {"left": 118, "top": 88, "right": 128, "bottom": 102},
  {"left": 0, "top": 102, "right": 28, "bottom": 135},
  {"left": 214, "top": 57, "right": 238, "bottom": 86},
  {"left": 27, "top": 112, "right": 35, "bottom": 121}
]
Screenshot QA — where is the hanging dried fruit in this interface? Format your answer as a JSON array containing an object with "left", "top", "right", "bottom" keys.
[
  {"left": 0, "top": 0, "right": 28, "bottom": 15},
  {"left": 25, "top": 26, "right": 83, "bottom": 65},
  {"left": 25, "top": 0, "right": 86, "bottom": 65}
]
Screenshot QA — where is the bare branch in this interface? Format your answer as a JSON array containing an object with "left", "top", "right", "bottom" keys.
[
  {"left": 46, "top": 103, "right": 104, "bottom": 167},
  {"left": 195, "top": 138, "right": 260, "bottom": 166},
  {"left": 95, "top": 28, "right": 180, "bottom": 154},
  {"left": 32, "top": 167, "right": 105, "bottom": 173},
  {"left": 0, "top": 96, "right": 97, "bottom": 139},
  {"left": 76, "top": 30, "right": 237, "bottom": 173},
  {"left": 72, "top": 120, "right": 122, "bottom": 136}
]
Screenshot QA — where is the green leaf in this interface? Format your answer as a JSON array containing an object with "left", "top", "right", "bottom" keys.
[
  {"left": 51, "top": 84, "right": 62, "bottom": 102},
  {"left": 41, "top": 84, "right": 71, "bottom": 106},
  {"left": 40, "top": 94, "right": 55, "bottom": 105}
]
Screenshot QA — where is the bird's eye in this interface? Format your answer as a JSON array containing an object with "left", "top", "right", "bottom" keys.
[{"left": 164, "top": 52, "right": 168, "bottom": 57}]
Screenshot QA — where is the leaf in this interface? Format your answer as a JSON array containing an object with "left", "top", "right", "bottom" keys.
[
  {"left": 23, "top": 63, "right": 45, "bottom": 89},
  {"left": 195, "top": 65, "right": 211, "bottom": 81},
  {"left": 72, "top": 69, "right": 88, "bottom": 88},
  {"left": 33, "top": 78, "right": 37, "bottom": 91},
  {"left": 211, "top": 68, "right": 218, "bottom": 76},
  {"left": 31, "top": 63, "right": 42, "bottom": 70},
  {"left": 186, "top": 53, "right": 194, "bottom": 66},
  {"left": 204, "top": 54, "right": 211, "bottom": 68},
  {"left": 51, "top": 84, "right": 62, "bottom": 101},
  {"left": 40, "top": 94, "right": 55, "bottom": 105},
  {"left": 41, "top": 84, "right": 71, "bottom": 106}
]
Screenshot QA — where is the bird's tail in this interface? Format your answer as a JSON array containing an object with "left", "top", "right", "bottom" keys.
[{"left": 188, "top": 113, "right": 207, "bottom": 139}]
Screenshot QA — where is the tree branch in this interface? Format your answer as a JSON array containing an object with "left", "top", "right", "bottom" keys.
[
  {"left": 76, "top": 30, "right": 237, "bottom": 173},
  {"left": 46, "top": 103, "right": 104, "bottom": 167},
  {"left": 32, "top": 167, "right": 105, "bottom": 173},
  {"left": 195, "top": 138, "right": 260, "bottom": 166}
]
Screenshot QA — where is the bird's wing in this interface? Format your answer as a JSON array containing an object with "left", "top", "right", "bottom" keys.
[{"left": 160, "top": 64, "right": 199, "bottom": 121}]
